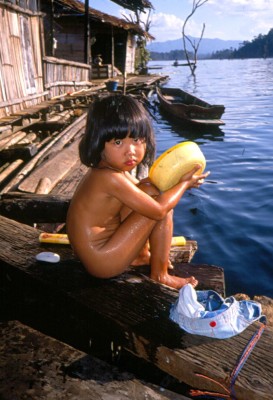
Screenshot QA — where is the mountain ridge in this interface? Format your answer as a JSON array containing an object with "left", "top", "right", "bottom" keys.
[{"left": 147, "top": 37, "right": 242, "bottom": 55}]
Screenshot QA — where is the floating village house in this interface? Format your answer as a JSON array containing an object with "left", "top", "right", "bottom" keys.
[{"left": 0, "top": 0, "right": 152, "bottom": 120}]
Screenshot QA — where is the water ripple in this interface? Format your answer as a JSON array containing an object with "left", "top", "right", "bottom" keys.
[{"left": 149, "top": 58, "right": 273, "bottom": 297}]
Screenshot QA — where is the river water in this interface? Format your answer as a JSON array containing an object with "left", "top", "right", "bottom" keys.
[{"left": 148, "top": 58, "right": 273, "bottom": 297}]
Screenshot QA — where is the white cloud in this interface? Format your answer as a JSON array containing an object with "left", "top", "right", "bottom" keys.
[
  {"left": 150, "top": 12, "right": 205, "bottom": 42},
  {"left": 209, "top": 0, "right": 273, "bottom": 39},
  {"left": 118, "top": 1, "right": 273, "bottom": 42},
  {"left": 150, "top": 13, "right": 183, "bottom": 41}
]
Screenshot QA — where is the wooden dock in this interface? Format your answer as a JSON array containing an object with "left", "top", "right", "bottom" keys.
[
  {"left": 0, "top": 215, "right": 272, "bottom": 400},
  {"left": 1, "top": 75, "right": 272, "bottom": 399},
  {"left": 0, "top": 73, "right": 167, "bottom": 194},
  {"left": 0, "top": 320, "right": 191, "bottom": 400}
]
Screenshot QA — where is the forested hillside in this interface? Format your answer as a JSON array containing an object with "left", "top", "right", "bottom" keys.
[
  {"left": 212, "top": 29, "right": 273, "bottom": 59},
  {"left": 149, "top": 29, "right": 273, "bottom": 61}
]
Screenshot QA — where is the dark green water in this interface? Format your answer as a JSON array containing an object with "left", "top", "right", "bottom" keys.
[{"left": 149, "top": 58, "right": 273, "bottom": 297}]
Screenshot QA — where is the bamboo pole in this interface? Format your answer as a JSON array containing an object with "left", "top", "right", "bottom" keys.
[
  {"left": 1, "top": 112, "right": 87, "bottom": 193},
  {"left": 0, "top": 131, "right": 27, "bottom": 151},
  {"left": 0, "top": 159, "right": 24, "bottom": 183}
]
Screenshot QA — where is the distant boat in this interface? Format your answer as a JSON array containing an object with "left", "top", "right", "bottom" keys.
[
  {"left": 173, "top": 61, "right": 195, "bottom": 67},
  {"left": 148, "top": 66, "right": 163, "bottom": 70},
  {"left": 156, "top": 86, "right": 225, "bottom": 127}
]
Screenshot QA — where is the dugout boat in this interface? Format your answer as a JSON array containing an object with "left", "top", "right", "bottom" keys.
[{"left": 156, "top": 86, "right": 225, "bottom": 127}]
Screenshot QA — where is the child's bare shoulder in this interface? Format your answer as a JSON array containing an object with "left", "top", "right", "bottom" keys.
[{"left": 87, "top": 167, "right": 127, "bottom": 188}]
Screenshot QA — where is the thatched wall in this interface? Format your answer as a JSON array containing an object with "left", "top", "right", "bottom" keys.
[
  {"left": 0, "top": 2, "right": 92, "bottom": 118},
  {"left": 0, "top": 3, "right": 45, "bottom": 118}
]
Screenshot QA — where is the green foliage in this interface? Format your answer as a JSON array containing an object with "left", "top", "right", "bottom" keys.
[
  {"left": 150, "top": 49, "right": 193, "bottom": 61},
  {"left": 211, "top": 28, "right": 273, "bottom": 59},
  {"left": 135, "top": 38, "right": 151, "bottom": 69}
]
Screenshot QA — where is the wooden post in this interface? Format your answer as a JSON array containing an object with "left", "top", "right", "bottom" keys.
[
  {"left": 123, "top": 72, "right": 127, "bottom": 95},
  {"left": 123, "top": 31, "right": 128, "bottom": 94},
  {"left": 111, "top": 26, "right": 115, "bottom": 78},
  {"left": 84, "top": 0, "right": 90, "bottom": 64},
  {"left": 49, "top": 0, "right": 54, "bottom": 56}
]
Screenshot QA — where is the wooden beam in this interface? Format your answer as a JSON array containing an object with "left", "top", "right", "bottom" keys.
[
  {"left": 1, "top": 112, "right": 87, "bottom": 193},
  {"left": 0, "top": 320, "right": 190, "bottom": 400},
  {"left": 84, "top": 0, "right": 90, "bottom": 64},
  {"left": 0, "top": 192, "right": 197, "bottom": 263},
  {"left": 0, "top": 192, "right": 70, "bottom": 223}
]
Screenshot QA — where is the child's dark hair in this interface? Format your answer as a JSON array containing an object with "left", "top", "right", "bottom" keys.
[{"left": 79, "top": 94, "right": 155, "bottom": 167}]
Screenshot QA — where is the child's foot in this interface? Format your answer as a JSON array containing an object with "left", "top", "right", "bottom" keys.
[{"left": 151, "top": 273, "right": 198, "bottom": 290}]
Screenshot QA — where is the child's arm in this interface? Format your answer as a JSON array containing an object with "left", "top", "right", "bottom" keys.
[
  {"left": 154, "top": 165, "right": 210, "bottom": 217},
  {"left": 109, "top": 165, "right": 209, "bottom": 220}
]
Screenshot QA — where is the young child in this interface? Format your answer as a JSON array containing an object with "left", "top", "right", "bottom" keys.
[{"left": 66, "top": 94, "right": 210, "bottom": 289}]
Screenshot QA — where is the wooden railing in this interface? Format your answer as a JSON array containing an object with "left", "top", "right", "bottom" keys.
[{"left": 43, "top": 57, "right": 92, "bottom": 99}]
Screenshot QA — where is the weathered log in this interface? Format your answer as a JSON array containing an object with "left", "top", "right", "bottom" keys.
[
  {"left": 0, "top": 143, "right": 38, "bottom": 160},
  {"left": 35, "top": 177, "right": 52, "bottom": 194},
  {"left": 0, "top": 130, "right": 27, "bottom": 150},
  {"left": 18, "top": 138, "right": 80, "bottom": 193},
  {"left": 0, "top": 192, "right": 197, "bottom": 262},
  {"left": 1, "top": 112, "right": 86, "bottom": 193},
  {"left": 0, "top": 215, "right": 271, "bottom": 400},
  {"left": 0, "top": 159, "right": 24, "bottom": 184},
  {"left": 18, "top": 132, "right": 37, "bottom": 144},
  {"left": 0, "top": 320, "right": 190, "bottom": 400},
  {"left": 0, "top": 192, "right": 70, "bottom": 223}
]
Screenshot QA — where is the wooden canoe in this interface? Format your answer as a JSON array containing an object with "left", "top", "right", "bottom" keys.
[{"left": 156, "top": 86, "right": 225, "bottom": 126}]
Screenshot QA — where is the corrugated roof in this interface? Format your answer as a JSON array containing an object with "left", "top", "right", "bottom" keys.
[{"left": 54, "top": 0, "right": 154, "bottom": 39}]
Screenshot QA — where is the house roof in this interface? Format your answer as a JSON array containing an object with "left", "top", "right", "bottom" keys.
[
  {"left": 110, "top": 0, "right": 153, "bottom": 12},
  {"left": 54, "top": 0, "right": 154, "bottom": 39}
]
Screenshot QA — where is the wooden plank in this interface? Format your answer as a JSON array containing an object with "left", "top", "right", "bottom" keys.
[
  {"left": 0, "top": 192, "right": 70, "bottom": 223},
  {"left": 0, "top": 115, "right": 23, "bottom": 125},
  {"left": 35, "top": 177, "right": 52, "bottom": 194},
  {"left": 1, "top": 216, "right": 271, "bottom": 400},
  {"left": 0, "top": 143, "right": 38, "bottom": 160},
  {"left": 0, "top": 130, "right": 27, "bottom": 150},
  {"left": 51, "top": 157, "right": 88, "bottom": 195},
  {"left": 0, "top": 320, "right": 190, "bottom": 400},
  {"left": 1, "top": 112, "right": 86, "bottom": 193},
  {"left": 18, "top": 138, "right": 80, "bottom": 193},
  {"left": 0, "top": 192, "right": 198, "bottom": 263}
]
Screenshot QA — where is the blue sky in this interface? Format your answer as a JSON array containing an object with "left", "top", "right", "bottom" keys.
[{"left": 90, "top": 0, "right": 273, "bottom": 42}]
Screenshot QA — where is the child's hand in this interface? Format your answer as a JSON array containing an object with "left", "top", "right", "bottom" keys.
[{"left": 180, "top": 165, "right": 210, "bottom": 189}]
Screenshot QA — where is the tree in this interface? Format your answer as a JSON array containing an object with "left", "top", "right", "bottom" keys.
[
  {"left": 122, "top": 8, "right": 153, "bottom": 72},
  {"left": 182, "top": 0, "right": 208, "bottom": 75}
]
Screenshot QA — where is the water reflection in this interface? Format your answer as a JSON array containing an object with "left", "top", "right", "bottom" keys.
[{"left": 154, "top": 106, "right": 225, "bottom": 142}]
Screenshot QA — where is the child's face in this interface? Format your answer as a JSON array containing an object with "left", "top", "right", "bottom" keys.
[{"left": 101, "top": 135, "right": 146, "bottom": 171}]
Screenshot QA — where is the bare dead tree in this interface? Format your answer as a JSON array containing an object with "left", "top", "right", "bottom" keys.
[
  {"left": 182, "top": 0, "right": 208, "bottom": 76},
  {"left": 122, "top": 9, "right": 153, "bottom": 72}
]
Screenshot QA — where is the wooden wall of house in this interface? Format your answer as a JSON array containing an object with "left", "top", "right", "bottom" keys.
[
  {"left": 0, "top": 3, "right": 45, "bottom": 118},
  {"left": 43, "top": 56, "right": 91, "bottom": 98},
  {"left": 52, "top": 18, "right": 86, "bottom": 64},
  {"left": 125, "top": 33, "right": 136, "bottom": 74},
  {"left": 53, "top": 17, "right": 137, "bottom": 76}
]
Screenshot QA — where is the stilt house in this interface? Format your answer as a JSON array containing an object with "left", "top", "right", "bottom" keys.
[{"left": 0, "top": 0, "right": 152, "bottom": 119}]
